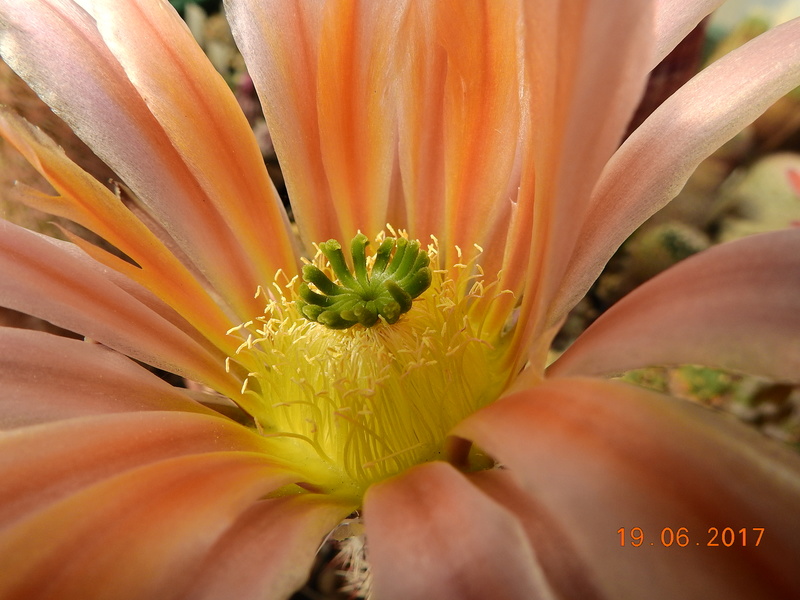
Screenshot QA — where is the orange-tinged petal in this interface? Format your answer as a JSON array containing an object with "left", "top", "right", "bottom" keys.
[
  {"left": 0, "top": 0, "right": 263, "bottom": 318},
  {"left": 455, "top": 378, "right": 800, "bottom": 599},
  {"left": 0, "top": 452, "right": 298, "bottom": 600},
  {"left": 365, "top": 461, "right": 556, "bottom": 600},
  {"left": 0, "top": 111, "right": 241, "bottom": 356},
  {"left": 552, "top": 17, "right": 800, "bottom": 326},
  {"left": 0, "top": 221, "right": 240, "bottom": 398},
  {"left": 314, "top": 0, "right": 403, "bottom": 239},
  {"left": 428, "top": 0, "right": 521, "bottom": 264},
  {"left": 0, "top": 411, "right": 278, "bottom": 529},
  {"left": 509, "top": 0, "right": 653, "bottom": 362},
  {"left": 0, "top": 328, "right": 215, "bottom": 429},
  {"left": 90, "top": 0, "right": 299, "bottom": 284},
  {"left": 184, "top": 495, "right": 354, "bottom": 600},
  {"left": 550, "top": 230, "right": 800, "bottom": 381},
  {"left": 227, "top": 0, "right": 402, "bottom": 246},
  {"left": 393, "top": 0, "right": 447, "bottom": 242}
]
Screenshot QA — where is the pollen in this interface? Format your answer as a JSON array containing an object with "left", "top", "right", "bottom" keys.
[{"left": 230, "top": 230, "right": 515, "bottom": 492}]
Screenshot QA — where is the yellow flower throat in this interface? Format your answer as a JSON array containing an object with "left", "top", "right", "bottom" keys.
[{"left": 229, "top": 231, "right": 514, "bottom": 495}]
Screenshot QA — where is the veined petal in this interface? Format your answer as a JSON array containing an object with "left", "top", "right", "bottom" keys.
[
  {"left": 89, "top": 0, "right": 299, "bottom": 284},
  {"left": 393, "top": 0, "right": 447, "bottom": 244},
  {"left": 0, "top": 110, "right": 240, "bottom": 356},
  {"left": 314, "top": 0, "right": 403, "bottom": 240},
  {"left": 653, "top": 0, "right": 725, "bottom": 66},
  {"left": 0, "top": 0, "right": 264, "bottom": 318},
  {"left": 408, "top": 0, "right": 521, "bottom": 265},
  {"left": 364, "top": 461, "right": 556, "bottom": 600},
  {"left": 552, "top": 17, "right": 800, "bottom": 325},
  {"left": 455, "top": 378, "right": 800, "bottom": 599},
  {"left": 0, "top": 452, "right": 299, "bottom": 599},
  {"left": 0, "top": 328, "right": 215, "bottom": 429},
  {"left": 226, "top": 0, "right": 402, "bottom": 246},
  {"left": 0, "top": 411, "right": 278, "bottom": 529},
  {"left": 502, "top": 0, "right": 653, "bottom": 363},
  {"left": 550, "top": 230, "right": 800, "bottom": 380},
  {"left": 183, "top": 495, "right": 354, "bottom": 600},
  {"left": 0, "top": 221, "right": 240, "bottom": 398}
]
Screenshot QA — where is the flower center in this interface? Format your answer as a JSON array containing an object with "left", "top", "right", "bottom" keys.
[{"left": 230, "top": 231, "right": 514, "bottom": 493}]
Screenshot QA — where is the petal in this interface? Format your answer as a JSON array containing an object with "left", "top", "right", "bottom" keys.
[
  {"left": 0, "top": 451, "right": 299, "bottom": 599},
  {"left": 0, "top": 220, "right": 240, "bottom": 397},
  {"left": 364, "top": 461, "right": 555, "bottom": 600},
  {"left": 0, "top": 0, "right": 264, "bottom": 318},
  {"left": 184, "top": 495, "right": 353, "bottom": 600},
  {"left": 499, "top": 0, "right": 654, "bottom": 362},
  {"left": 226, "top": 0, "right": 402, "bottom": 245},
  {"left": 90, "top": 0, "right": 299, "bottom": 284},
  {"left": 653, "top": 0, "right": 725, "bottom": 66},
  {"left": 466, "top": 468, "right": 605, "bottom": 600},
  {"left": 550, "top": 230, "right": 800, "bottom": 381},
  {"left": 0, "top": 411, "right": 278, "bottom": 529},
  {"left": 455, "top": 378, "right": 800, "bottom": 599},
  {"left": 401, "top": 0, "right": 522, "bottom": 260},
  {"left": 0, "top": 328, "right": 215, "bottom": 429},
  {"left": 0, "top": 110, "right": 240, "bottom": 355},
  {"left": 551, "top": 18, "right": 800, "bottom": 325}
]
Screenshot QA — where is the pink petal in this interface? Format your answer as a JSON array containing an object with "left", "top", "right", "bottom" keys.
[
  {"left": 364, "top": 461, "right": 555, "bottom": 600},
  {"left": 226, "top": 0, "right": 402, "bottom": 245},
  {"left": 653, "top": 0, "right": 725, "bottom": 65},
  {"left": 500, "top": 0, "right": 654, "bottom": 362},
  {"left": 0, "top": 220, "right": 240, "bottom": 397},
  {"left": 90, "top": 0, "right": 299, "bottom": 285},
  {"left": 184, "top": 495, "right": 354, "bottom": 600},
  {"left": 466, "top": 468, "right": 606, "bottom": 599},
  {"left": 0, "top": 328, "right": 216, "bottom": 429},
  {"left": 0, "top": 451, "right": 299, "bottom": 599},
  {"left": 0, "top": 410, "right": 285, "bottom": 530},
  {"left": 455, "top": 378, "right": 800, "bottom": 598},
  {"left": 0, "top": 110, "right": 241, "bottom": 355},
  {"left": 0, "top": 0, "right": 264, "bottom": 318},
  {"left": 552, "top": 18, "right": 800, "bottom": 325},
  {"left": 550, "top": 230, "right": 800, "bottom": 380}
]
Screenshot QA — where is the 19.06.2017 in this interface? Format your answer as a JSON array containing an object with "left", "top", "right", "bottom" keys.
[{"left": 617, "top": 527, "right": 764, "bottom": 547}]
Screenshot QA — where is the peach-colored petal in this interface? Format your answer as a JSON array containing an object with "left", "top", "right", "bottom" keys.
[
  {"left": 414, "top": 1, "right": 521, "bottom": 262},
  {"left": 653, "top": 0, "right": 725, "bottom": 66},
  {"left": 393, "top": 0, "right": 447, "bottom": 243},
  {"left": 0, "top": 0, "right": 263, "bottom": 318},
  {"left": 90, "top": 0, "right": 298, "bottom": 284},
  {"left": 226, "top": 0, "right": 402, "bottom": 246},
  {"left": 0, "top": 220, "right": 240, "bottom": 398},
  {"left": 467, "top": 468, "right": 605, "bottom": 599},
  {"left": 0, "top": 328, "right": 216, "bottom": 429},
  {"left": 501, "top": 0, "right": 653, "bottom": 364},
  {"left": 552, "top": 18, "right": 800, "bottom": 325},
  {"left": 184, "top": 495, "right": 354, "bottom": 600},
  {"left": 0, "top": 110, "right": 240, "bottom": 355},
  {"left": 0, "top": 411, "right": 279, "bottom": 529},
  {"left": 0, "top": 452, "right": 298, "bottom": 600},
  {"left": 455, "top": 378, "right": 800, "bottom": 599},
  {"left": 364, "top": 461, "right": 555, "bottom": 600},
  {"left": 550, "top": 230, "right": 800, "bottom": 380}
]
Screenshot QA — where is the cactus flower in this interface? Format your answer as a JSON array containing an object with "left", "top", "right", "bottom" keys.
[{"left": 0, "top": 1, "right": 799, "bottom": 598}]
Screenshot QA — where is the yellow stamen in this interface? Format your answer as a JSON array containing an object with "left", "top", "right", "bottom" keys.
[{"left": 230, "top": 231, "right": 517, "bottom": 493}]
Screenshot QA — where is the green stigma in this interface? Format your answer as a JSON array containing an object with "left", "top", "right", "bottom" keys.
[{"left": 297, "top": 233, "right": 433, "bottom": 329}]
